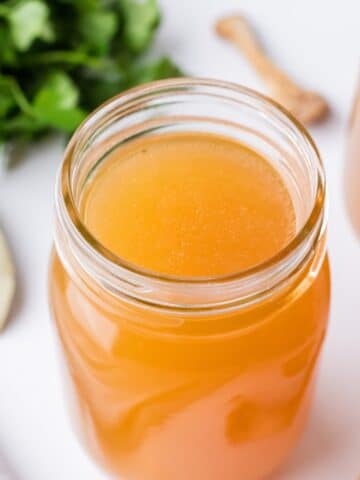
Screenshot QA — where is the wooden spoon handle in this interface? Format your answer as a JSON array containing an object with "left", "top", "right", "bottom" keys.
[{"left": 216, "top": 15, "right": 303, "bottom": 95}]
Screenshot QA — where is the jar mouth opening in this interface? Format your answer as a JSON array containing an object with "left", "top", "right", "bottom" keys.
[{"left": 56, "top": 78, "right": 326, "bottom": 311}]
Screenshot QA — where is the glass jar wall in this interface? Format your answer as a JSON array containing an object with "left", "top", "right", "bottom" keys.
[{"left": 49, "top": 79, "right": 330, "bottom": 480}]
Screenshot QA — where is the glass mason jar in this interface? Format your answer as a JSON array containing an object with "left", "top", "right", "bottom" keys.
[
  {"left": 49, "top": 79, "right": 330, "bottom": 480},
  {"left": 345, "top": 79, "right": 360, "bottom": 237}
]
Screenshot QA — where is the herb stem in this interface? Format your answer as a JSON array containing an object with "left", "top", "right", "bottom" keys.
[
  {"left": 26, "top": 51, "right": 102, "bottom": 68},
  {"left": 4, "top": 77, "right": 34, "bottom": 116}
]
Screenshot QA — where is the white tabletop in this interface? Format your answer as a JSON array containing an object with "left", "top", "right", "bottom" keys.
[{"left": 0, "top": 0, "right": 359, "bottom": 479}]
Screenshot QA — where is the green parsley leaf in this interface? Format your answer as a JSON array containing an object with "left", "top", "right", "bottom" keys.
[
  {"left": 0, "top": 79, "right": 16, "bottom": 118},
  {"left": 79, "top": 10, "right": 118, "bottom": 55},
  {"left": 0, "top": 26, "right": 17, "bottom": 66},
  {"left": 8, "top": 0, "right": 55, "bottom": 51},
  {"left": 128, "top": 57, "right": 182, "bottom": 86},
  {"left": 121, "top": 0, "right": 160, "bottom": 52},
  {"left": 33, "top": 71, "right": 87, "bottom": 131}
]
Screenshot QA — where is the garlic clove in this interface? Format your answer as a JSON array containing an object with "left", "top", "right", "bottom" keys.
[{"left": 0, "top": 229, "right": 15, "bottom": 332}]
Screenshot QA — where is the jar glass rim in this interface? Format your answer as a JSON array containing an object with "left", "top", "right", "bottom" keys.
[{"left": 56, "top": 78, "right": 326, "bottom": 311}]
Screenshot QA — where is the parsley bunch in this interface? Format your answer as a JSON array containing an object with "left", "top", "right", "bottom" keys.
[{"left": 0, "top": 0, "right": 180, "bottom": 159}]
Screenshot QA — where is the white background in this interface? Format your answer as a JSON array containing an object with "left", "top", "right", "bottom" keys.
[{"left": 0, "top": 0, "right": 359, "bottom": 479}]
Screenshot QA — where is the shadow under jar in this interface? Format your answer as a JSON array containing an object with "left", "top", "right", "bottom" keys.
[{"left": 49, "top": 79, "right": 330, "bottom": 480}]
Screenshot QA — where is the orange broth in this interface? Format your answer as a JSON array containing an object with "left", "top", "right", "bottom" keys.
[{"left": 49, "top": 132, "right": 330, "bottom": 479}]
